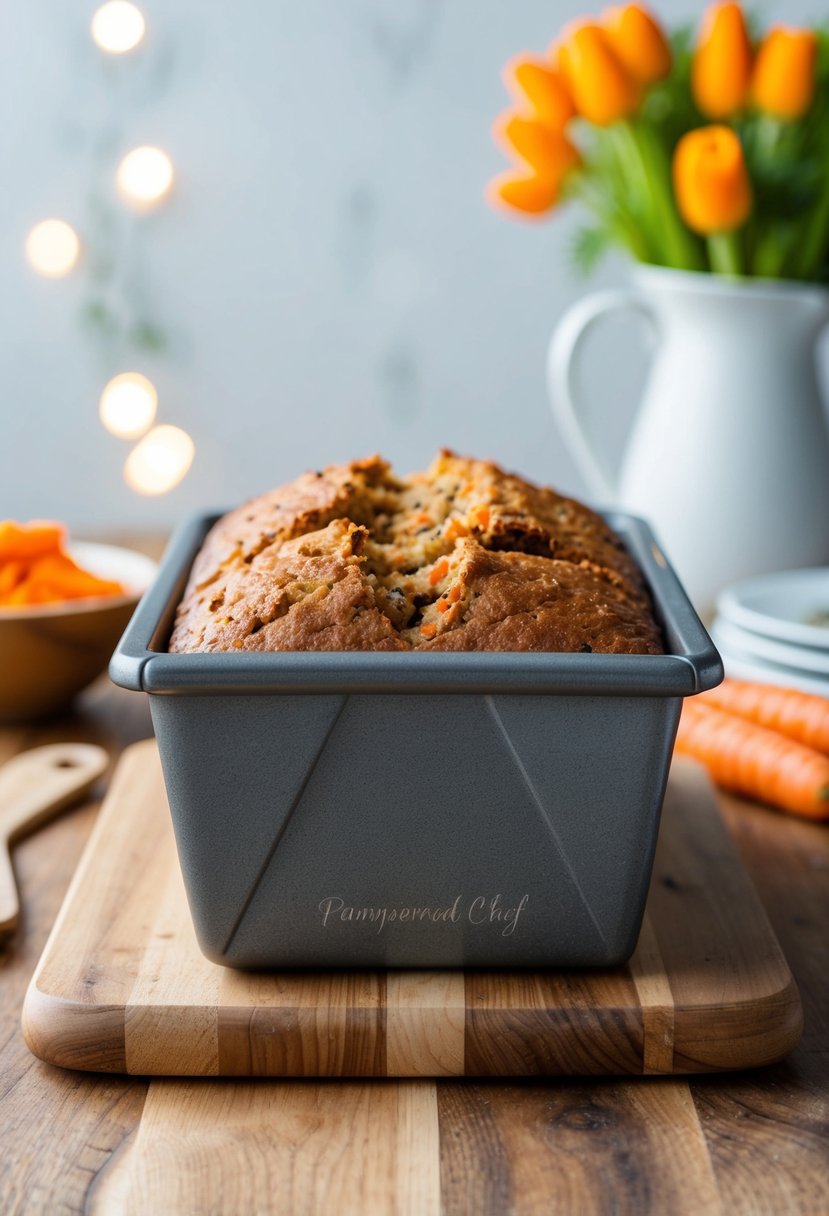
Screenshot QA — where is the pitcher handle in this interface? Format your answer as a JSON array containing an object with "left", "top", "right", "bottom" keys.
[{"left": 547, "top": 289, "right": 656, "bottom": 503}]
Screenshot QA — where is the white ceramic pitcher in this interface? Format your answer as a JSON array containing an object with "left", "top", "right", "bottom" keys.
[{"left": 549, "top": 265, "right": 829, "bottom": 613}]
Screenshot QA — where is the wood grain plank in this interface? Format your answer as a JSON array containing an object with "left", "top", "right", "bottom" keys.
[
  {"left": 0, "top": 682, "right": 154, "bottom": 1216},
  {"left": 691, "top": 1072, "right": 829, "bottom": 1216},
  {"left": 651, "top": 763, "right": 803, "bottom": 1072},
  {"left": 89, "top": 1080, "right": 441, "bottom": 1216},
  {"left": 0, "top": 802, "right": 149, "bottom": 1216},
  {"left": 218, "top": 969, "right": 386, "bottom": 1076},
  {"left": 438, "top": 1078, "right": 722, "bottom": 1216},
  {"left": 386, "top": 970, "right": 465, "bottom": 1076},
  {"left": 689, "top": 792, "right": 829, "bottom": 1215},
  {"left": 628, "top": 911, "right": 675, "bottom": 1074},
  {"left": 124, "top": 850, "right": 222, "bottom": 1075},
  {"left": 463, "top": 969, "right": 644, "bottom": 1076},
  {"left": 23, "top": 742, "right": 166, "bottom": 1071}
]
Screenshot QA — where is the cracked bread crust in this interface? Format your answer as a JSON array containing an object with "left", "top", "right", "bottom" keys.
[{"left": 168, "top": 451, "right": 664, "bottom": 655}]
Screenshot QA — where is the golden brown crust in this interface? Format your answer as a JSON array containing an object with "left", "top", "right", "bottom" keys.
[
  {"left": 169, "top": 452, "right": 663, "bottom": 655},
  {"left": 182, "top": 456, "right": 400, "bottom": 595},
  {"left": 413, "top": 543, "right": 661, "bottom": 653}
]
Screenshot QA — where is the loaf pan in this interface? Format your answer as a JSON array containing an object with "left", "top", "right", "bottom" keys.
[{"left": 110, "top": 511, "right": 722, "bottom": 970}]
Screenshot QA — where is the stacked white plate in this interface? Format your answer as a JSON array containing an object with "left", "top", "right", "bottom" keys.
[{"left": 711, "top": 568, "right": 829, "bottom": 696}]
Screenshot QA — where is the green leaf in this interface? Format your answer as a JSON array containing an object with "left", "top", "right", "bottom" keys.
[
  {"left": 130, "top": 321, "right": 167, "bottom": 352},
  {"left": 80, "top": 299, "right": 119, "bottom": 338},
  {"left": 570, "top": 226, "right": 612, "bottom": 275}
]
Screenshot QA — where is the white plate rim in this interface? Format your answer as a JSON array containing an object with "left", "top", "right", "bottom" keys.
[
  {"left": 712, "top": 616, "right": 829, "bottom": 676},
  {"left": 717, "top": 567, "right": 829, "bottom": 651},
  {"left": 711, "top": 641, "right": 829, "bottom": 698}
]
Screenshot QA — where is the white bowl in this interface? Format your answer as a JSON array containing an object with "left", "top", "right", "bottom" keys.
[{"left": 0, "top": 542, "right": 158, "bottom": 724}]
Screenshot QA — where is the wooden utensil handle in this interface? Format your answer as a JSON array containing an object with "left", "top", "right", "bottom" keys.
[
  {"left": 0, "top": 842, "right": 18, "bottom": 936},
  {"left": 0, "top": 743, "right": 109, "bottom": 936}
]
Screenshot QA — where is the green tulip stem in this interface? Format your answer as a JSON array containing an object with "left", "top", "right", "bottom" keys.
[
  {"left": 626, "top": 121, "right": 704, "bottom": 272},
  {"left": 796, "top": 166, "right": 829, "bottom": 280},
  {"left": 572, "top": 173, "right": 652, "bottom": 263},
  {"left": 707, "top": 231, "right": 744, "bottom": 277}
]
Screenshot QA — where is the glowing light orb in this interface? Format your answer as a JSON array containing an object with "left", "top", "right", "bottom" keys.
[
  {"left": 116, "top": 146, "right": 174, "bottom": 207},
  {"left": 24, "top": 219, "right": 81, "bottom": 277},
  {"left": 91, "top": 2, "right": 145, "bottom": 54},
  {"left": 99, "top": 372, "right": 158, "bottom": 438},
  {"left": 124, "top": 425, "right": 194, "bottom": 495}
]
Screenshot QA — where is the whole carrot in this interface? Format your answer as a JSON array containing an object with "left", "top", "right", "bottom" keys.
[
  {"left": 677, "top": 699, "right": 829, "bottom": 820},
  {"left": 702, "top": 678, "right": 829, "bottom": 754}
]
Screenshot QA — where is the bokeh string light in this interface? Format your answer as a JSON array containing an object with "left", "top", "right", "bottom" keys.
[
  {"left": 99, "top": 372, "right": 158, "bottom": 438},
  {"left": 24, "top": 6, "right": 196, "bottom": 496},
  {"left": 25, "top": 219, "right": 81, "bottom": 277},
  {"left": 124, "top": 425, "right": 195, "bottom": 495},
  {"left": 91, "top": 1, "right": 146, "bottom": 54},
  {"left": 116, "top": 145, "right": 174, "bottom": 208}
]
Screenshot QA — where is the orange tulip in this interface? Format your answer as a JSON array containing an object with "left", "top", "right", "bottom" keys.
[
  {"left": 502, "top": 55, "right": 575, "bottom": 129},
  {"left": 492, "top": 112, "right": 582, "bottom": 178},
  {"left": 601, "top": 4, "right": 672, "bottom": 85},
  {"left": 488, "top": 114, "right": 581, "bottom": 218},
  {"left": 557, "top": 21, "right": 642, "bottom": 126},
  {"left": 673, "top": 125, "right": 752, "bottom": 235},
  {"left": 486, "top": 173, "right": 562, "bottom": 217},
  {"left": 692, "top": 3, "right": 753, "bottom": 119},
  {"left": 752, "top": 27, "right": 818, "bottom": 120}
]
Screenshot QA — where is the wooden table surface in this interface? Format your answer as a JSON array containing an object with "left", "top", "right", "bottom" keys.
[{"left": 1, "top": 577, "right": 828, "bottom": 1213}]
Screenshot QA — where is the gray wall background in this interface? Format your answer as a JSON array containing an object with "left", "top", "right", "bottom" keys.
[{"left": 1, "top": 0, "right": 825, "bottom": 529}]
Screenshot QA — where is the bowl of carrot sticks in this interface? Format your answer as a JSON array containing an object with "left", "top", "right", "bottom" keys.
[{"left": 0, "top": 520, "right": 157, "bottom": 723}]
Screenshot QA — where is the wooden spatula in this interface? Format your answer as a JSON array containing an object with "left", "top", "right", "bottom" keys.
[{"left": 0, "top": 743, "right": 109, "bottom": 936}]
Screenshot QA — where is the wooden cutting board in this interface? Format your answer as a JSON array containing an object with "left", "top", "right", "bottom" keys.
[{"left": 22, "top": 740, "right": 801, "bottom": 1078}]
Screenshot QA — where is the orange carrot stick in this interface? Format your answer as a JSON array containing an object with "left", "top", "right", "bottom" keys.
[
  {"left": 702, "top": 679, "right": 829, "bottom": 754},
  {"left": 0, "top": 551, "right": 124, "bottom": 606},
  {"left": 0, "top": 560, "right": 26, "bottom": 598},
  {"left": 23, "top": 554, "right": 123, "bottom": 600},
  {"left": 0, "top": 520, "right": 64, "bottom": 561},
  {"left": 676, "top": 699, "right": 829, "bottom": 820}
]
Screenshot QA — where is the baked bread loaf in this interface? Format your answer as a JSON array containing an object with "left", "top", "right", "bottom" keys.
[{"left": 169, "top": 451, "right": 664, "bottom": 655}]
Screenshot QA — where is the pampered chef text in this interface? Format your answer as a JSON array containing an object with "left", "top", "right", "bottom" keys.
[{"left": 318, "top": 894, "right": 529, "bottom": 937}]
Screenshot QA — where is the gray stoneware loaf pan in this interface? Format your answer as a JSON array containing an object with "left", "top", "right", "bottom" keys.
[{"left": 110, "top": 510, "right": 722, "bottom": 971}]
